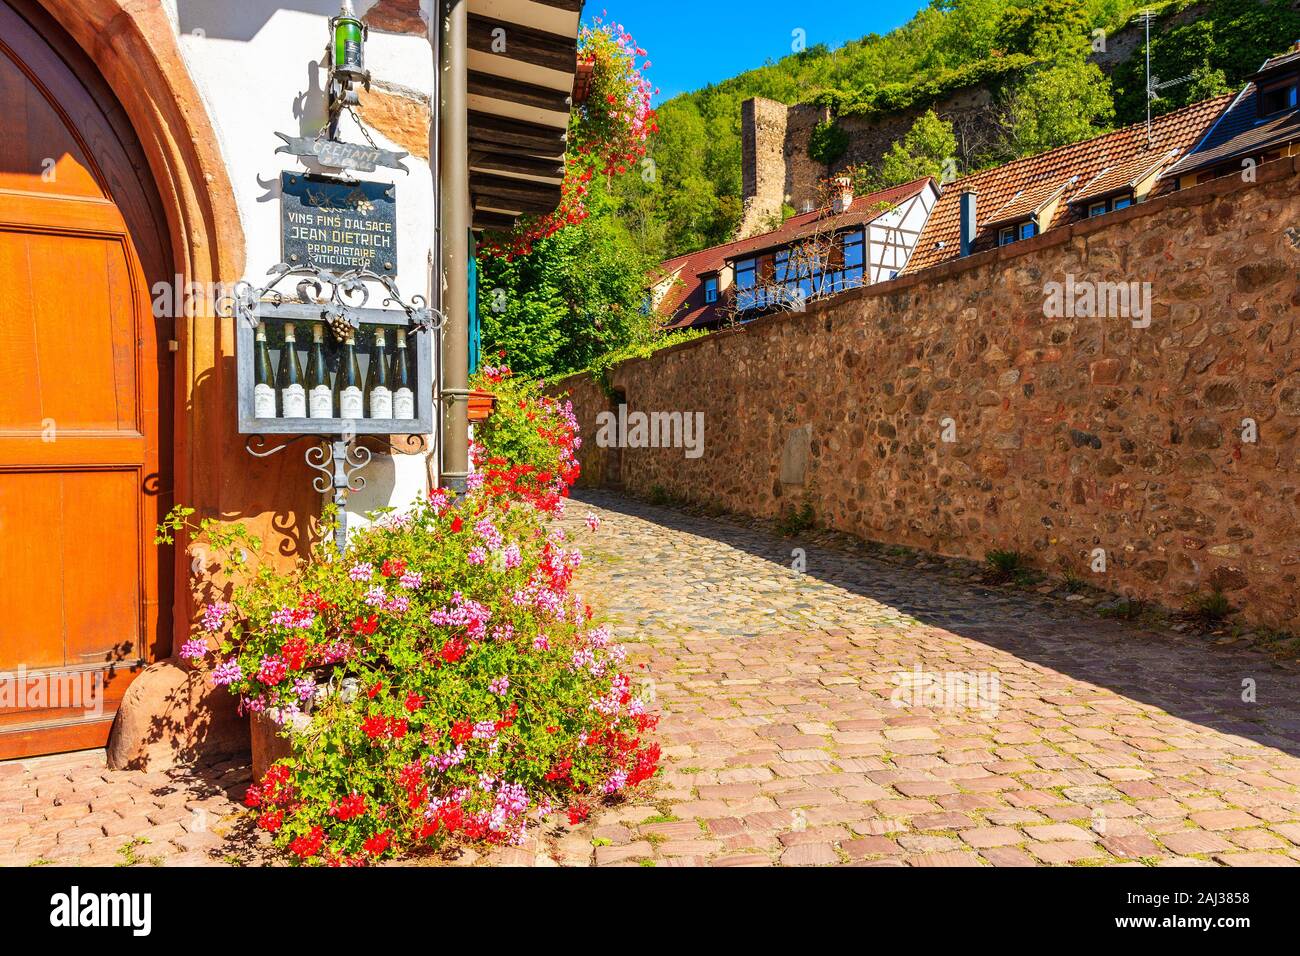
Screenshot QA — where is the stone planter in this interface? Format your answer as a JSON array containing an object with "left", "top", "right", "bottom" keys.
[
  {"left": 249, "top": 674, "right": 359, "bottom": 782},
  {"left": 250, "top": 709, "right": 292, "bottom": 783},
  {"left": 467, "top": 389, "right": 496, "bottom": 423}
]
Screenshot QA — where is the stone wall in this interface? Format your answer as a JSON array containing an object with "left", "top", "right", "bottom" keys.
[
  {"left": 553, "top": 160, "right": 1300, "bottom": 632},
  {"left": 745, "top": 86, "right": 1004, "bottom": 221}
]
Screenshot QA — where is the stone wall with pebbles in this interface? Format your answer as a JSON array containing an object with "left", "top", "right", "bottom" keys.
[{"left": 552, "top": 158, "right": 1300, "bottom": 631}]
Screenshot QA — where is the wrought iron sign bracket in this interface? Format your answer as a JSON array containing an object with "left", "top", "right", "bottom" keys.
[
  {"left": 244, "top": 433, "right": 373, "bottom": 552},
  {"left": 224, "top": 262, "right": 441, "bottom": 338}
]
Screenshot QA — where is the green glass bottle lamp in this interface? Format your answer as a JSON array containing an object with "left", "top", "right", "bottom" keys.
[{"left": 332, "top": 1, "right": 365, "bottom": 79}]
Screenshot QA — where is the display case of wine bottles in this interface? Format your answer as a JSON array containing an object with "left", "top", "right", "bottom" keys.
[{"left": 236, "top": 302, "right": 432, "bottom": 436}]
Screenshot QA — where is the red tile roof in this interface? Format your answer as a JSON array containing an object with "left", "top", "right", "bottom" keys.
[
  {"left": 1070, "top": 148, "right": 1180, "bottom": 205},
  {"left": 903, "top": 95, "right": 1231, "bottom": 275},
  {"left": 984, "top": 176, "right": 1079, "bottom": 226},
  {"left": 656, "top": 177, "right": 935, "bottom": 330}
]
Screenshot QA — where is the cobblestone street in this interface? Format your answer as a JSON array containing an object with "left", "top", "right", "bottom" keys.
[
  {"left": 4, "top": 490, "right": 1300, "bottom": 868},
  {"left": 557, "top": 491, "right": 1300, "bottom": 867}
]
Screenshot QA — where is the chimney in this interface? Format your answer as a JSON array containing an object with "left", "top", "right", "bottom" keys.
[
  {"left": 831, "top": 175, "right": 854, "bottom": 215},
  {"left": 959, "top": 189, "right": 977, "bottom": 257}
]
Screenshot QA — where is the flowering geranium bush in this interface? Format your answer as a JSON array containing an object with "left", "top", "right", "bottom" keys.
[
  {"left": 162, "top": 376, "right": 657, "bottom": 865},
  {"left": 479, "top": 18, "right": 657, "bottom": 259}
]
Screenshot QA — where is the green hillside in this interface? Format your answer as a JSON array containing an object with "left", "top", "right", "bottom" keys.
[{"left": 644, "top": 0, "right": 1300, "bottom": 258}]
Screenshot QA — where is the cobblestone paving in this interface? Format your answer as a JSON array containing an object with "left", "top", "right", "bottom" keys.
[
  {"left": 0, "top": 750, "right": 258, "bottom": 867},
  {"left": 548, "top": 490, "right": 1300, "bottom": 867},
  {"left": 5, "top": 490, "right": 1300, "bottom": 868}
]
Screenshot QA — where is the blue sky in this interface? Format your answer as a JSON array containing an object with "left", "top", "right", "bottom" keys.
[{"left": 596, "top": 1, "right": 929, "bottom": 102}]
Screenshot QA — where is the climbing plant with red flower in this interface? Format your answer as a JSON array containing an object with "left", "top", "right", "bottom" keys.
[{"left": 478, "top": 19, "right": 657, "bottom": 260}]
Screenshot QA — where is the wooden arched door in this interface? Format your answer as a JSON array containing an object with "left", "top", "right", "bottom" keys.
[{"left": 0, "top": 0, "right": 171, "bottom": 758}]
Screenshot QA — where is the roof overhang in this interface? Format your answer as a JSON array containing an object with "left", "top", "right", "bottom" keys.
[{"left": 466, "top": 0, "right": 584, "bottom": 233}]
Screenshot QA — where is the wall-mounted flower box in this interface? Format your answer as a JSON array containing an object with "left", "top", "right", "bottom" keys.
[{"left": 467, "top": 389, "right": 497, "bottom": 423}]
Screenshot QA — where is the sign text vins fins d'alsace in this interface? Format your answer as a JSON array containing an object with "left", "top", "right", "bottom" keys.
[{"left": 280, "top": 172, "right": 397, "bottom": 274}]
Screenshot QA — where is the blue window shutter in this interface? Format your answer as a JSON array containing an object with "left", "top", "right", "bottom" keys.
[{"left": 467, "top": 229, "right": 481, "bottom": 375}]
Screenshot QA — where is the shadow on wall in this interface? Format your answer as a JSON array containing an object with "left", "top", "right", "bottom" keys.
[
  {"left": 575, "top": 487, "right": 1300, "bottom": 764},
  {"left": 176, "top": 0, "right": 355, "bottom": 44}
]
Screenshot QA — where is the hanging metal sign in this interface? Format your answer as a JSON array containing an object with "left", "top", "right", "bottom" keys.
[
  {"left": 281, "top": 172, "right": 398, "bottom": 274},
  {"left": 274, "top": 132, "right": 410, "bottom": 174}
]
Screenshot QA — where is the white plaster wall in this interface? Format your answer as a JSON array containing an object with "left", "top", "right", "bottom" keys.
[
  {"left": 869, "top": 184, "right": 939, "bottom": 281},
  {"left": 169, "top": 1, "right": 437, "bottom": 535}
]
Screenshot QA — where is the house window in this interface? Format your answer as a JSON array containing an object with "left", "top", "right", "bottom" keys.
[
  {"left": 734, "top": 258, "right": 756, "bottom": 311},
  {"left": 841, "top": 230, "right": 865, "bottom": 288},
  {"left": 1259, "top": 80, "right": 1298, "bottom": 117},
  {"left": 999, "top": 220, "right": 1038, "bottom": 245},
  {"left": 1087, "top": 195, "right": 1134, "bottom": 217},
  {"left": 703, "top": 275, "right": 718, "bottom": 303}
]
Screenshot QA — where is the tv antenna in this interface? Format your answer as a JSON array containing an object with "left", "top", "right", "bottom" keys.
[{"left": 1131, "top": 10, "right": 1192, "bottom": 145}]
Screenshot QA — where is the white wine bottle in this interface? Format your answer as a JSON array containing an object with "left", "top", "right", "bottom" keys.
[
  {"left": 277, "top": 323, "right": 306, "bottom": 418},
  {"left": 391, "top": 327, "right": 414, "bottom": 419},
  {"left": 366, "top": 327, "right": 393, "bottom": 419},
  {"left": 253, "top": 322, "right": 276, "bottom": 418},
  {"left": 335, "top": 328, "right": 364, "bottom": 420},
  {"left": 306, "top": 323, "right": 333, "bottom": 418}
]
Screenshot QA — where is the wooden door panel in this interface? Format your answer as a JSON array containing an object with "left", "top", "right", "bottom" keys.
[
  {"left": 0, "top": 471, "right": 64, "bottom": 668},
  {"left": 0, "top": 470, "right": 141, "bottom": 670},
  {"left": 0, "top": 229, "right": 138, "bottom": 433},
  {"left": 0, "top": 42, "right": 104, "bottom": 199},
  {"left": 61, "top": 469, "right": 142, "bottom": 662}
]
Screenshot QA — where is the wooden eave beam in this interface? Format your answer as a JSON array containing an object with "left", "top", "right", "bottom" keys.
[
  {"left": 468, "top": 69, "right": 572, "bottom": 113},
  {"left": 468, "top": 13, "right": 577, "bottom": 74},
  {"left": 468, "top": 109, "right": 566, "bottom": 153},
  {"left": 473, "top": 209, "right": 519, "bottom": 232},
  {"left": 471, "top": 171, "right": 563, "bottom": 205},
  {"left": 469, "top": 148, "right": 565, "bottom": 180},
  {"left": 530, "top": 0, "right": 584, "bottom": 11}
]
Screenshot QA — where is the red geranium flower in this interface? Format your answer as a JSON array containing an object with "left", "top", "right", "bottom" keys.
[
  {"left": 289, "top": 826, "right": 325, "bottom": 859},
  {"left": 440, "top": 637, "right": 467, "bottom": 664},
  {"left": 363, "top": 829, "right": 393, "bottom": 857},
  {"left": 450, "top": 719, "right": 473, "bottom": 745},
  {"left": 329, "top": 792, "right": 367, "bottom": 821}
]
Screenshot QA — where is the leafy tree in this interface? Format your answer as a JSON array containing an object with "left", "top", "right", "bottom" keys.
[
  {"left": 997, "top": 0, "right": 1093, "bottom": 59},
  {"left": 808, "top": 120, "right": 850, "bottom": 165},
  {"left": 477, "top": 177, "right": 658, "bottom": 379},
  {"left": 861, "top": 109, "right": 959, "bottom": 189},
  {"left": 1111, "top": 0, "right": 1300, "bottom": 123},
  {"left": 996, "top": 54, "right": 1115, "bottom": 159}
]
